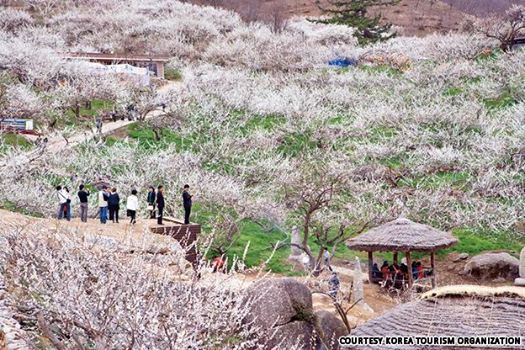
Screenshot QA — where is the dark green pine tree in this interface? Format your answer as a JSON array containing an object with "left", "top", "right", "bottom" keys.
[{"left": 314, "top": 0, "right": 399, "bottom": 45}]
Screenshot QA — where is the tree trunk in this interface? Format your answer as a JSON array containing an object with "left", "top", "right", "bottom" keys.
[{"left": 153, "top": 128, "right": 161, "bottom": 141}]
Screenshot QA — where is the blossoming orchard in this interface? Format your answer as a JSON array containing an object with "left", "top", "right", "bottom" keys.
[{"left": 1, "top": 0, "right": 525, "bottom": 349}]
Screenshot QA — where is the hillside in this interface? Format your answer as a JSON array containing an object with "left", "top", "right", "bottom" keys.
[
  {"left": 194, "top": 0, "right": 470, "bottom": 35},
  {"left": 1, "top": 1, "right": 525, "bottom": 348},
  {"left": 195, "top": 0, "right": 522, "bottom": 36}
]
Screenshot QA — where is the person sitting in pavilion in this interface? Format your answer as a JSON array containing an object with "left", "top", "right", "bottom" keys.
[
  {"left": 381, "top": 261, "right": 391, "bottom": 280},
  {"left": 371, "top": 263, "right": 382, "bottom": 282}
]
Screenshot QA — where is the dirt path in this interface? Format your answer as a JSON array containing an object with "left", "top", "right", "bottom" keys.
[{"left": 24, "top": 81, "right": 181, "bottom": 153}]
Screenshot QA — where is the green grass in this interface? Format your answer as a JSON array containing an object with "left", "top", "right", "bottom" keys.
[
  {"left": 359, "top": 64, "right": 402, "bottom": 76},
  {"left": 443, "top": 86, "right": 463, "bottom": 96},
  {"left": 66, "top": 99, "right": 114, "bottom": 119},
  {"left": 483, "top": 92, "right": 516, "bottom": 110},
  {"left": 398, "top": 171, "right": 471, "bottom": 190},
  {"left": 0, "top": 133, "right": 33, "bottom": 150},
  {"left": 127, "top": 123, "right": 192, "bottom": 150},
  {"left": 276, "top": 131, "right": 317, "bottom": 157},
  {"left": 440, "top": 228, "right": 525, "bottom": 258},
  {"left": 241, "top": 114, "right": 285, "bottom": 133},
  {"left": 164, "top": 67, "right": 182, "bottom": 81},
  {"left": 0, "top": 200, "right": 44, "bottom": 218}
]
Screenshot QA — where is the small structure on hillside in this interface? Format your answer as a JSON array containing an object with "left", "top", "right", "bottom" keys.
[
  {"left": 351, "top": 285, "right": 525, "bottom": 349},
  {"left": 63, "top": 52, "right": 170, "bottom": 79},
  {"left": 346, "top": 218, "right": 458, "bottom": 289},
  {"left": 150, "top": 217, "right": 200, "bottom": 266},
  {"left": 0, "top": 119, "right": 34, "bottom": 134}
]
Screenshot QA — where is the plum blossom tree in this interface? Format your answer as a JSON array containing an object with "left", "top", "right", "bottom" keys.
[{"left": 476, "top": 5, "right": 525, "bottom": 51}]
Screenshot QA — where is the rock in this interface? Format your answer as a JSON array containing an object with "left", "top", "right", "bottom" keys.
[
  {"left": 453, "top": 253, "right": 469, "bottom": 262},
  {"left": 243, "top": 278, "right": 349, "bottom": 349},
  {"left": 288, "top": 226, "right": 303, "bottom": 261},
  {"left": 315, "top": 310, "right": 347, "bottom": 349},
  {"left": 243, "top": 278, "right": 314, "bottom": 349},
  {"left": 514, "top": 278, "right": 525, "bottom": 286},
  {"left": 515, "top": 247, "right": 525, "bottom": 286},
  {"left": 350, "top": 257, "right": 372, "bottom": 312},
  {"left": 519, "top": 247, "right": 525, "bottom": 278},
  {"left": 271, "top": 321, "right": 315, "bottom": 349},
  {"left": 244, "top": 278, "right": 312, "bottom": 329},
  {"left": 464, "top": 252, "right": 519, "bottom": 281}
]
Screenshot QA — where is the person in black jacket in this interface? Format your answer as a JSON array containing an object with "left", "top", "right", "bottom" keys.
[
  {"left": 78, "top": 184, "right": 90, "bottom": 223},
  {"left": 108, "top": 187, "right": 120, "bottom": 223},
  {"left": 156, "top": 185, "right": 165, "bottom": 225},
  {"left": 147, "top": 186, "right": 156, "bottom": 219},
  {"left": 182, "top": 184, "right": 192, "bottom": 224}
]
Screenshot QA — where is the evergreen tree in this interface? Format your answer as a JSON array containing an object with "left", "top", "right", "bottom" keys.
[{"left": 314, "top": 0, "right": 399, "bottom": 45}]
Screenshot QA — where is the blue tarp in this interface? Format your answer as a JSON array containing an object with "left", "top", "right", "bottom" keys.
[{"left": 328, "top": 58, "right": 357, "bottom": 68}]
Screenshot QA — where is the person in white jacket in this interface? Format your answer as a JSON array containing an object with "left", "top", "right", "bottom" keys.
[
  {"left": 56, "top": 185, "right": 68, "bottom": 220},
  {"left": 126, "top": 189, "right": 139, "bottom": 224},
  {"left": 98, "top": 186, "right": 109, "bottom": 224}
]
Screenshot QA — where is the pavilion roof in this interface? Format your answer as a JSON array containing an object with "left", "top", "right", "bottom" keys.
[
  {"left": 351, "top": 285, "right": 525, "bottom": 349},
  {"left": 346, "top": 218, "right": 457, "bottom": 252}
]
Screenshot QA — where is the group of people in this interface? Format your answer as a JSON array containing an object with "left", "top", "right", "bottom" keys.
[
  {"left": 371, "top": 260, "right": 432, "bottom": 288},
  {"left": 96, "top": 186, "right": 140, "bottom": 224},
  {"left": 56, "top": 183, "right": 194, "bottom": 225}
]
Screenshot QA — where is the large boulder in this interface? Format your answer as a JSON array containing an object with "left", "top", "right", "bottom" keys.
[
  {"left": 464, "top": 252, "right": 519, "bottom": 281},
  {"left": 315, "top": 310, "right": 347, "bottom": 350},
  {"left": 243, "top": 278, "right": 347, "bottom": 349},
  {"left": 243, "top": 278, "right": 314, "bottom": 349},
  {"left": 515, "top": 247, "right": 525, "bottom": 286}
]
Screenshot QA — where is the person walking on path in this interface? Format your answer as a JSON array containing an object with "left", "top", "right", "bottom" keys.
[
  {"left": 126, "top": 189, "right": 139, "bottom": 224},
  {"left": 328, "top": 271, "right": 340, "bottom": 299},
  {"left": 157, "top": 185, "right": 165, "bottom": 225},
  {"left": 108, "top": 187, "right": 120, "bottom": 223},
  {"left": 98, "top": 186, "right": 109, "bottom": 224},
  {"left": 77, "top": 184, "right": 90, "bottom": 222},
  {"left": 95, "top": 117, "right": 103, "bottom": 134},
  {"left": 56, "top": 186, "right": 68, "bottom": 220},
  {"left": 182, "top": 184, "right": 192, "bottom": 224},
  {"left": 147, "top": 186, "right": 156, "bottom": 219}
]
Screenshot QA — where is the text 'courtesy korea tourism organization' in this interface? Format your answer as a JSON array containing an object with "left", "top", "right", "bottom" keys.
[{"left": 339, "top": 335, "right": 523, "bottom": 348}]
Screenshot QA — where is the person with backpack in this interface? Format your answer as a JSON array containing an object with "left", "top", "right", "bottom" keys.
[
  {"left": 56, "top": 185, "right": 68, "bottom": 220},
  {"left": 182, "top": 184, "right": 192, "bottom": 224},
  {"left": 147, "top": 186, "right": 156, "bottom": 219},
  {"left": 77, "top": 184, "right": 90, "bottom": 222},
  {"left": 126, "top": 189, "right": 139, "bottom": 224},
  {"left": 98, "top": 186, "right": 109, "bottom": 224},
  {"left": 108, "top": 187, "right": 120, "bottom": 223},
  {"left": 328, "top": 272, "right": 340, "bottom": 299},
  {"left": 157, "top": 185, "right": 165, "bottom": 225}
]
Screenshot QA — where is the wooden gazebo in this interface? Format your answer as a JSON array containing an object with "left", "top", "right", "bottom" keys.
[{"left": 346, "top": 218, "right": 458, "bottom": 288}]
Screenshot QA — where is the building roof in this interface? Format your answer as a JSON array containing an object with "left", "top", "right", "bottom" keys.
[
  {"left": 351, "top": 285, "right": 525, "bottom": 350},
  {"left": 63, "top": 52, "right": 170, "bottom": 62},
  {"left": 346, "top": 218, "right": 458, "bottom": 252}
]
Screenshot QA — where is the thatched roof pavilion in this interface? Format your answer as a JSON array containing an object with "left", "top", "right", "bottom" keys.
[
  {"left": 346, "top": 218, "right": 458, "bottom": 288},
  {"left": 350, "top": 285, "right": 525, "bottom": 350}
]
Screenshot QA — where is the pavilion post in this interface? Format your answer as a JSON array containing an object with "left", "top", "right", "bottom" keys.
[
  {"left": 406, "top": 251, "right": 413, "bottom": 288},
  {"left": 368, "top": 251, "right": 374, "bottom": 283},
  {"left": 393, "top": 252, "right": 398, "bottom": 264},
  {"left": 431, "top": 251, "right": 436, "bottom": 288}
]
